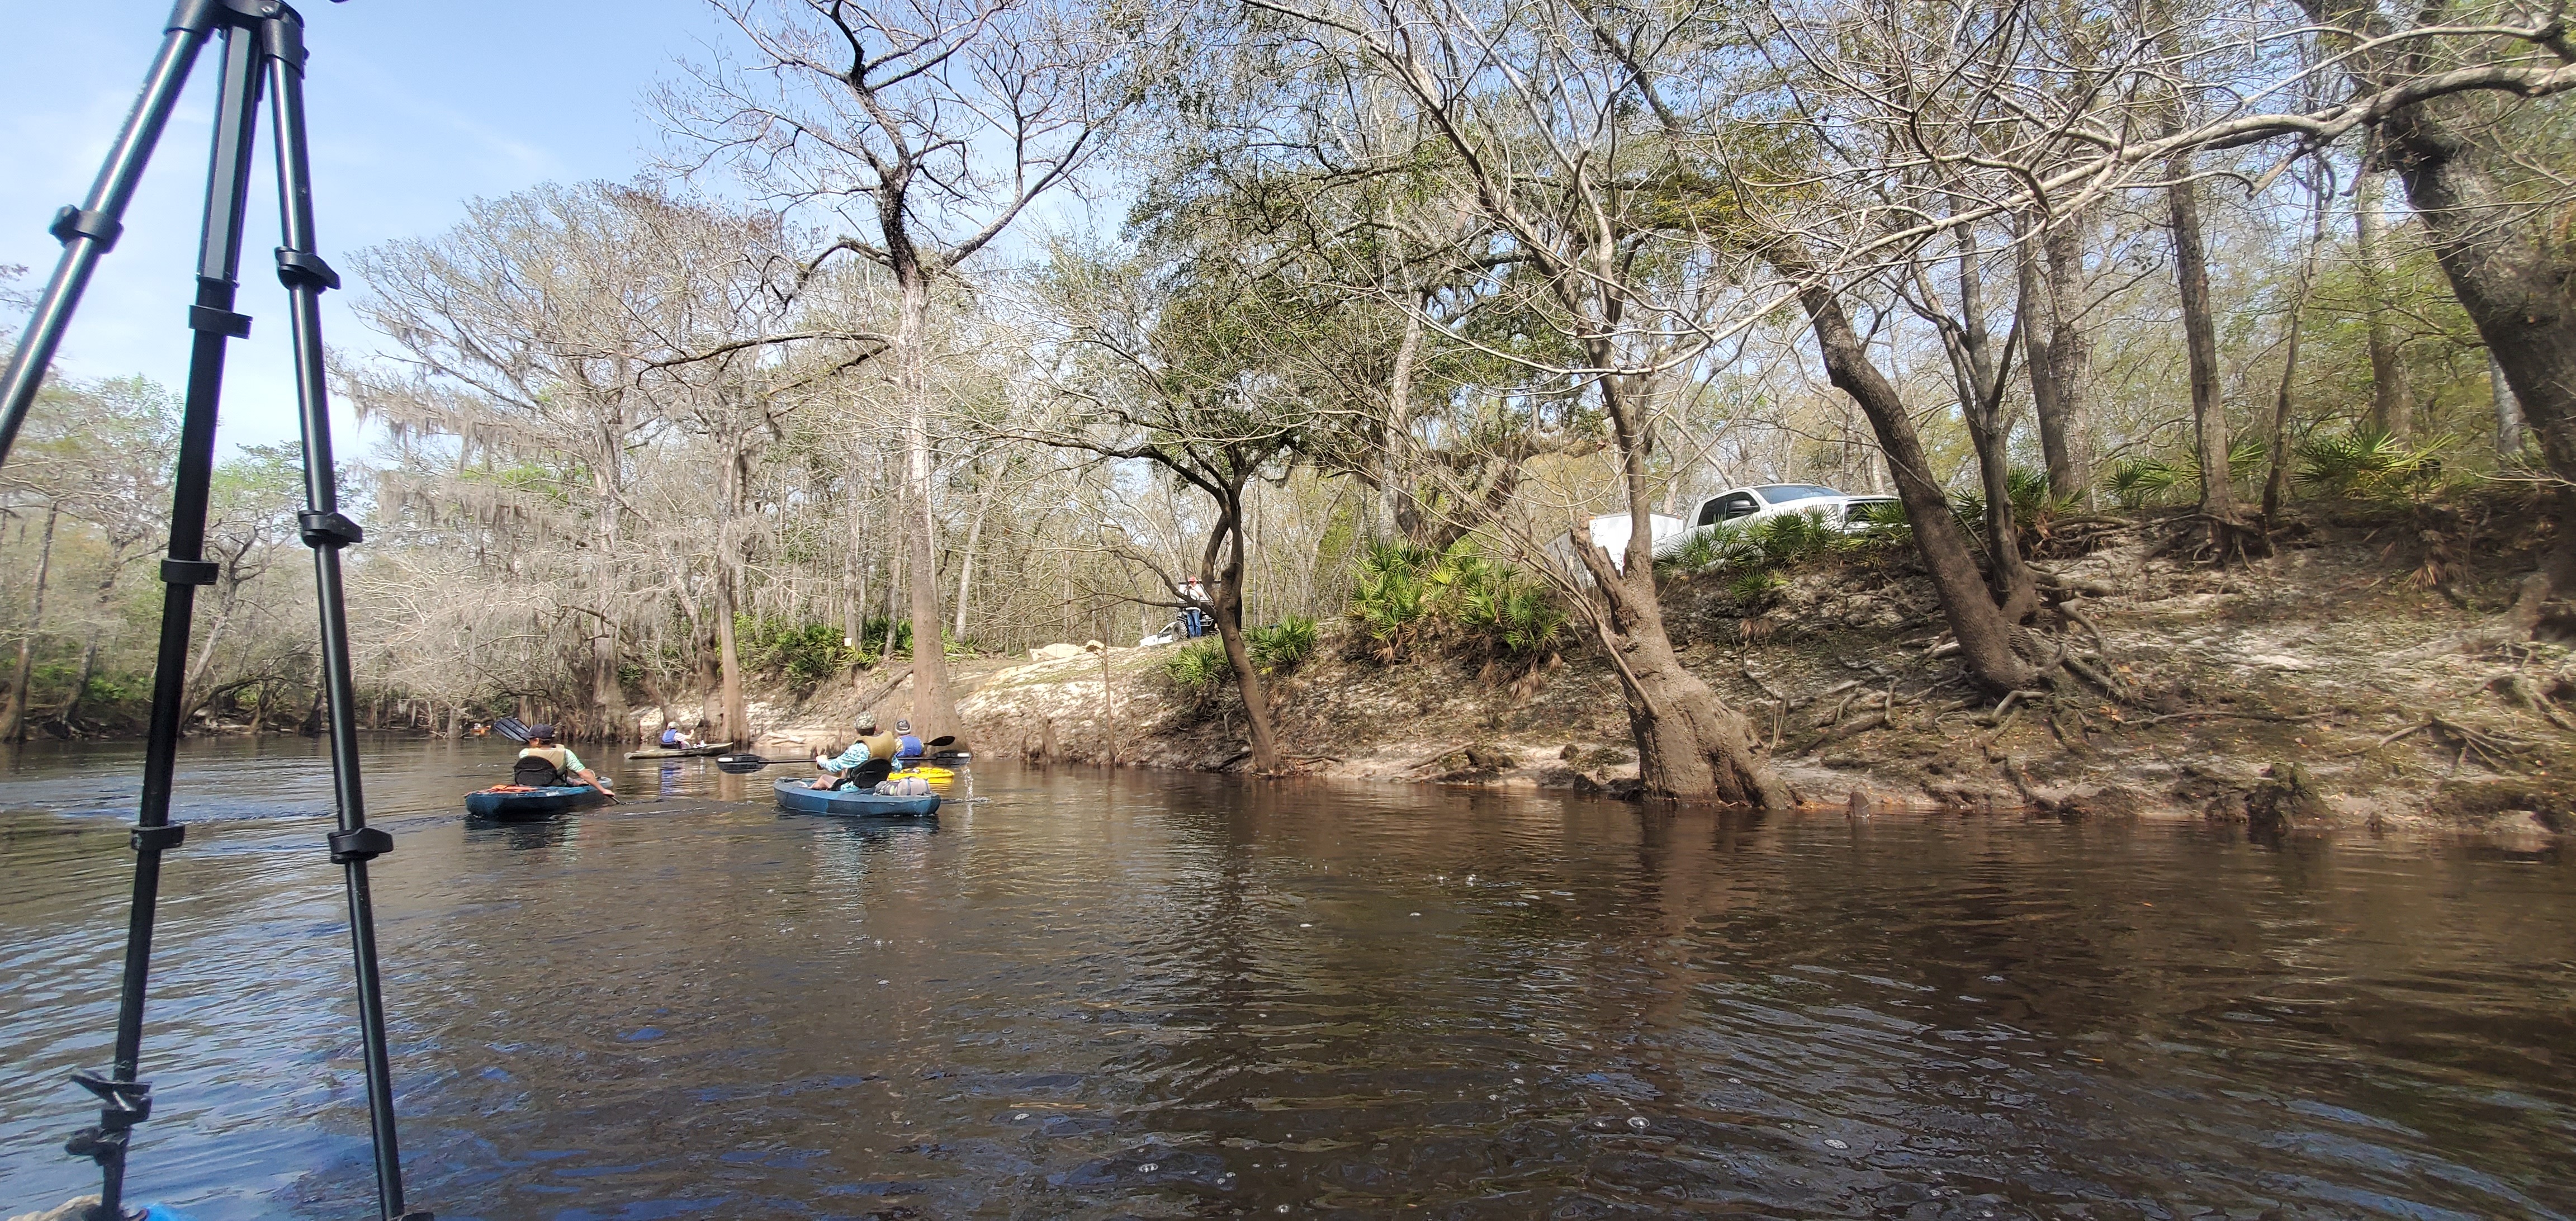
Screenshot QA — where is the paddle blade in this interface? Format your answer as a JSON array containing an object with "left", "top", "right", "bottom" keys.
[
  {"left": 493, "top": 716, "right": 532, "bottom": 742},
  {"left": 926, "top": 735, "right": 956, "bottom": 748},
  {"left": 714, "top": 754, "right": 772, "bottom": 774}
]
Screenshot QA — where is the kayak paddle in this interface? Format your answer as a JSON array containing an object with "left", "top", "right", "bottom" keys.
[{"left": 717, "top": 736, "right": 954, "bottom": 774}]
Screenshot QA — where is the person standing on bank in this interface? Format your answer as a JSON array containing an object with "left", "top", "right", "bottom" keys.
[
  {"left": 812, "top": 713, "right": 899, "bottom": 789},
  {"left": 514, "top": 725, "right": 614, "bottom": 794}
]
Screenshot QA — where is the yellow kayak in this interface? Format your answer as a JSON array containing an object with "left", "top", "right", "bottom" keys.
[{"left": 889, "top": 766, "right": 955, "bottom": 783}]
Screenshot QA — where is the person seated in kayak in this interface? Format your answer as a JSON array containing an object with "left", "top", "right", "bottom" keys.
[
  {"left": 811, "top": 713, "right": 898, "bottom": 789},
  {"left": 894, "top": 718, "right": 925, "bottom": 763},
  {"left": 514, "top": 726, "right": 614, "bottom": 794},
  {"left": 657, "top": 725, "right": 698, "bottom": 749}
]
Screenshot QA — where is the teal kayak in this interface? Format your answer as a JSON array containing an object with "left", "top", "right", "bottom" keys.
[
  {"left": 773, "top": 777, "right": 940, "bottom": 818},
  {"left": 466, "top": 784, "right": 610, "bottom": 820}
]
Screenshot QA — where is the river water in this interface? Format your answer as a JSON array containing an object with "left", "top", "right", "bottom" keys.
[{"left": 0, "top": 737, "right": 2569, "bottom": 1220}]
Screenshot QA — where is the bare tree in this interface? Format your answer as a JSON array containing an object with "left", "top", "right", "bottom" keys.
[{"left": 666, "top": 0, "right": 1143, "bottom": 744}]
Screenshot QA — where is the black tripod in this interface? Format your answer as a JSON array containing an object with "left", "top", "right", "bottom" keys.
[{"left": 0, "top": 3, "right": 422, "bottom": 1218}]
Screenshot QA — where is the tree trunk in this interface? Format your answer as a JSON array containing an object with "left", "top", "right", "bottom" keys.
[
  {"left": 2306, "top": 0, "right": 2576, "bottom": 645},
  {"left": 1569, "top": 521, "right": 1796, "bottom": 808},
  {"left": 1097, "top": 644, "right": 1118, "bottom": 766},
  {"left": 1384, "top": 292, "right": 1426, "bottom": 542},
  {"left": 2378, "top": 98, "right": 2576, "bottom": 616},
  {"left": 58, "top": 556, "right": 126, "bottom": 731},
  {"left": 0, "top": 503, "right": 59, "bottom": 741},
  {"left": 1788, "top": 273, "right": 2038, "bottom": 692},
  {"left": 881, "top": 546, "right": 903, "bottom": 664},
  {"left": 1205, "top": 497, "right": 1281, "bottom": 774},
  {"left": 954, "top": 472, "right": 995, "bottom": 641},
  {"left": 591, "top": 614, "right": 627, "bottom": 743},
  {"left": 894, "top": 276, "right": 960, "bottom": 740},
  {"left": 2022, "top": 214, "right": 2096, "bottom": 499},
  {"left": 714, "top": 566, "right": 747, "bottom": 743},
  {"left": 2168, "top": 158, "right": 2239, "bottom": 526},
  {"left": 1944, "top": 237, "right": 2036, "bottom": 621},
  {"left": 60, "top": 630, "right": 100, "bottom": 731},
  {"left": 2018, "top": 229, "right": 2068, "bottom": 491},
  {"left": 1573, "top": 358, "right": 1796, "bottom": 807},
  {"left": 300, "top": 649, "right": 325, "bottom": 736},
  {"left": 2493, "top": 350, "right": 2525, "bottom": 458},
  {"left": 2265, "top": 163, "right": 2331, "bottom": 522},
  {"left": 2356, "top": 169, "right": 2414, "bottom": 444}
]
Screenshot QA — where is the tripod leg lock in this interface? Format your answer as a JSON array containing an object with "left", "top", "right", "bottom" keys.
[
  {"left": 328, "top": 826, "right": 394, "bottom": 864},
  {"left": 160, "top": 557, "right": 220, "bottom": 585},
  {"left": 49, "top": 206, "right": 125, "bottom": 251},
  {"left": 298, "top": 510, "right": 364, "bottom": 548},
  {"left": 67, "top": 1072, "right": 152, "bottom": 1164},
  {"left": 187, "top": 304, "right": 252, "bottom": 338},
  {"left": 131, "top": 825, "right": 186, "bottom": 854},
  {"left": 275, "top": 248, "right": 340, "bottom": 292}
]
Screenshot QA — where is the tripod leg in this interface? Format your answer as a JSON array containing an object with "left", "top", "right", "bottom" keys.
[
  {"left": 64, "top": 21, "right": 262, "bottom": 1221},
  {"left": 0, "top": 0, "right": 231, "bottom": 470},
  {"left": 258, "top": 11, "right": 424, "bottom": 1220}
]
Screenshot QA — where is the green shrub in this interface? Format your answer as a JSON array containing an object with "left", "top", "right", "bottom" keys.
[
  {"left": 735, "top": 617, "right": 858, "bottom": 693},
  {"left": 1348, "top": 538, "right": 1565, "bottom": 662},
  {"left": 1162, "top": 638, "right": 1232, "bottom": 709},
  {"left": 1744, "top": 510, "right": 1838, "bottom": 569},
  {"left": 1351, "top": 540, "right": 1438, "bottom": 656},
  {"left": 1727, "top": 568, "right": 1788, "bottom": 608},
  {"left": 2105, "top": 456, "right": 2187, "bottom": 509},
  {"left": 854, "top": 613, "right": 912, "bottom": 661},
  {"left": 1452, "top": 567, "right": 1567, "bottom": 657},
  {"left": 1840, "top": 498, "right": 1912, "bottom": 545},
  {"left": 1248, "top": 616, "right": 1318, "bottom": 674},
  {"left": 2296, "top": 428, "right": 2452, "bottom": 502},
  {"left": 2103, "top": 441, "right": 2267, "bottom": 508}
]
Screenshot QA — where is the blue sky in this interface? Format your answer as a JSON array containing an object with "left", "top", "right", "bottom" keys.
[{"left": 1, "top": 0, "right": 725, "bottom": 453}]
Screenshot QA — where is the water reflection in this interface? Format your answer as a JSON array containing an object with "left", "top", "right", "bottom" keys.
[{"left": 0, "top": 740, "right": 2568, "bottom": 1220}]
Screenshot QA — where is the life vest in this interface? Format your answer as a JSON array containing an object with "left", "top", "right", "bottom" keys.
[
  {"left": 513, "top": 746, "right": 570, "bottom": 788},
  {"left": 830, "top": 731, "right": 899, "bottom": 784},
  {"left": 896, "top": 733, "right": 924, "bottom": 760},
  {"left": 659, "top": 728, "right": 684, "bottom": 747}
]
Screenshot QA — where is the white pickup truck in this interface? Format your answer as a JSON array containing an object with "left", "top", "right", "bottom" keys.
[{"left": 1580, "top": 483, "right": 1898, "bottom": 570}]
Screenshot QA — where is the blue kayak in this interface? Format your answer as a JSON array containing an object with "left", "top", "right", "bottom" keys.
[
  {"left": 466, "top": 784, "right": 610, "bottom": 820},
  {"left": 773, "top": 777, "right": 940, "bottom": 818}
]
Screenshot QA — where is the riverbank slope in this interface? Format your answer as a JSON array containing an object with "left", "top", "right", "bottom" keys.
[{"left": 742, "top": 506, "right": 2576, "bottom": 836}]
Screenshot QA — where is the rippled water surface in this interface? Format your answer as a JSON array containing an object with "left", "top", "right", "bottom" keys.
[{"left": 2, "top": 737, "right": 2571, "bottom": 1219}]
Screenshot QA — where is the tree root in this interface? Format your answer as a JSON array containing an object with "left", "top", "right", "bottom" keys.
[
  {"left": 2341, "top": 715, "right": 2536, "bottom": 769},
  {"left": 2492, "top": 671, "right": 2575, "bottom": 731}
]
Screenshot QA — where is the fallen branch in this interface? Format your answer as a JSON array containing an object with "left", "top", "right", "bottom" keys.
[
  {"left": 1403, "top": 741, "right": 1471, "bottom": 771},
  {"left": 2121, "top": 709, "right": 2331, "bottom": 728}
]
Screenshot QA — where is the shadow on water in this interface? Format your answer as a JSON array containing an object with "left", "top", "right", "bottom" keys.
[
  {"left": 1, "top": 738, "right": 2572, "bottom": 1220},
  {"left": 462, "top": 815, "right": 576, "bottom": 853}
]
